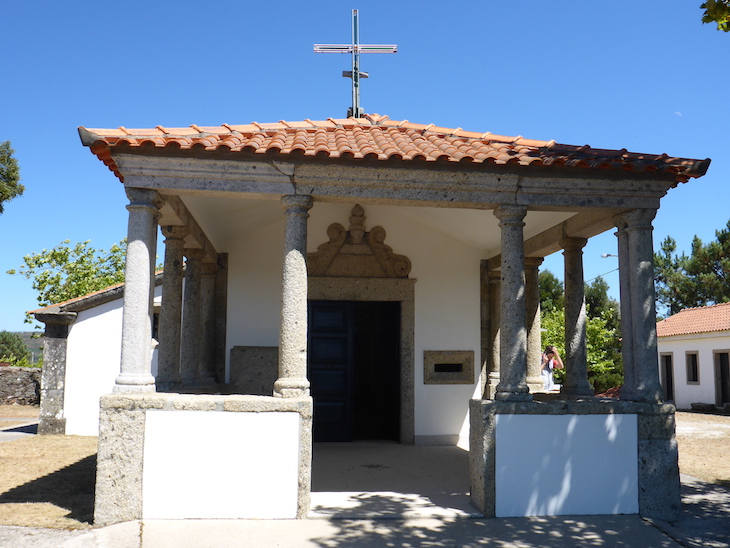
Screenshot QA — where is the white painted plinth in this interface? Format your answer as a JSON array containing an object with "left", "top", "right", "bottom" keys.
[
  {"left": 495, "top": 414, "right": 638, "bottom": 517},
  {"left": 143, "top": 410, "right": 300, "bottom": 519}
]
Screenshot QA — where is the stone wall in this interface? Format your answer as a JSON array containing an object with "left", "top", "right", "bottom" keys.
[{"left": 0, "top": 366, "right": 41, "bottom": 405}]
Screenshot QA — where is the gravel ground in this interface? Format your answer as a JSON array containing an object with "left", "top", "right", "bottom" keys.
[{"left": 675, "top": 411, "right": 730, "bottom": 485}]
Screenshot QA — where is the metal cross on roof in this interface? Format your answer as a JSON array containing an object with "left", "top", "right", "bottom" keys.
[{"left": 314, "top": 9, "right": 397, "bottom": 118}]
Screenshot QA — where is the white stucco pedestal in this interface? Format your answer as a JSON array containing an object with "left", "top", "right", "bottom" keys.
[{"left": 469, "top": 398, "right": 680, "bottom": 522}]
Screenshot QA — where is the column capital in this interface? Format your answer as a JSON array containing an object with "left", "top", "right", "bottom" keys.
[
  {"left": 614, "top": 208, "right": 657, "bottom": 229},
  {"left": 35, "top": 312, "right": 77, "bottom": 340},
  {"left": 161, "top": 225, "right": 188, "bottom": 240},
  {"left": 560, "top": 237, "right": 588, "bottom": 251},
  {"left": 524, "top": 256, "right": 545, "bottom": 269},
  {"left": 281, "top": 194, "right": 314, "bottom": 212},
  {"left": 125, "top": 187, "right": 164, "bottom": 210},
  {"left": 34, "top": 312, "right": 77, "bottom": 327},
  {"left": 185, "top": 248, "right": 206, "bottom": 261},
  {"left": 493, "top": 205, "right": 527, "bottom": 224}
]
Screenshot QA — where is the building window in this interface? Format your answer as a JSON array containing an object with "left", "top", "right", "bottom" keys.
[{"left": 686, "top": 352, "right": 700, "bottom": 384}]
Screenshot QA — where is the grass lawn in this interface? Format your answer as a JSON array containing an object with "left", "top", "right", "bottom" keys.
[{"left": 0, "top": 406, "right": 95, "bottom": 529}]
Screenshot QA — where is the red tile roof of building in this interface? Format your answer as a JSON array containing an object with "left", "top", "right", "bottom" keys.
[
  {"left": 656, "top": 302, "right": 730, "bottom": 337},
  {"left": 78, "top": 114, "right": 710, "bottom": 184}
]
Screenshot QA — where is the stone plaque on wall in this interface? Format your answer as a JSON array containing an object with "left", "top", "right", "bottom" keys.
[{"left": 424, "top": 350, "right": 474, "bottom": 384}]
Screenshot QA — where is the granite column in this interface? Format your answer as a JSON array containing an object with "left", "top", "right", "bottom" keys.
[
  {"left": 156, "top": 225, "right": 186, "bottom": 390},
  {"left": 494, "top": 205, "right": 531, "bottom": 401},
  {"left": 180, "top": 249, "right": 204, "bottom": 386},
  {"left": 561, "top": 237, "right": 594, "bottom": 396},
  {"left": 617, "top": 209, "right": 663, "bottom": 402},
  {"left": 525, "top": 257, "right": 545, "bottom": 392},
  {"left": 274, "top": 195, "right": 314, "bottom": 398},
  {"left": 116, "top": 188, "right": 161, "bottom": 393}
]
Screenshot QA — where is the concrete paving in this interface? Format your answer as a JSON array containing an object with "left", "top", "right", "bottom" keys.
[
  {"left": 0, "top": 420, "right": 38, "bottom": 443},
  {"left": 0, "top": 515, "right": 690, "bottom": 548}
]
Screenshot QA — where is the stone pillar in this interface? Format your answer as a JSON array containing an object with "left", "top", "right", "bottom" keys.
[
  {"left": 616, "top": 218, "right": 636, "bottom": 397},
  {"left": 561, "top": 237, "right": 594, "bottom": 397},
  {"left": 274, "top": 195, "right": 314, "bottom": 398},
  {"left": 525, "top": 257, "right": 544, "bottom": 392},
  {"left": 180, "top": 249, "right": 204, "bottom": 386},
  {"left": 116, "top": 188, "right": 161, "bottom": 393},
  {"left": 618, "top": 209, "right": 663, "bottom": 402},
  {"left": 156, "top": 225, "right": 187, "bottom": 390},
  {"left": 485, "top": 269, "right": 501, "bottom": 399},
  {"left": 34, "top": 312, "right": 76, "bottom": 434},
  {"left": 493, "top": 205, "right": 531, "bottom": 401},
  {"left": 199, "top": 260, "right": 218, "bottom": 384},
  {"left": 214, "top": 254, "right": 229, "bottom": 384}
]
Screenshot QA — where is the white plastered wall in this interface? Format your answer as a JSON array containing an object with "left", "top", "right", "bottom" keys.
[
  {"left": 657, "top": 331, "right": 730, "bottom": 409},
  {"left": 142, "top": 410, "right": 300, "bottom": 519},
  {"left": 495, "top": 414, "right": 638, "bottom": 517},
  {"left": 64, "top": 286, "right": 161, "bottom": 436},
  {"left": 225, "top": 202, "right": 485, "bottom": 444}
]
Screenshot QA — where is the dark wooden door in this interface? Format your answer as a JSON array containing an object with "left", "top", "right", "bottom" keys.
[
  {"left": 308, "top": 301, "right": 400, "bottom": 442},
  {"left": 308, "top": 302, "right": 354, "bottom": 442},
  {"left": 715, "top": 352, "right": 730, "bottom": 406},
  {"left": 661, "top": 354, "right": 674, "bottom": 402}
]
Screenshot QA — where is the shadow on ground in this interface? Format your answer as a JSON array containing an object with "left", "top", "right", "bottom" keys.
[
  {"left": 674, "top": 478, "right": 730, "bottom": 547},
  {"left": 0, "top": 454, "right": 96, "bottom": 525},
  {"left": 1, "top": 423, "right": 38, "bottom": 434},
  {"left": 310, "top": 493, "right": 674, "bottom": 548}
]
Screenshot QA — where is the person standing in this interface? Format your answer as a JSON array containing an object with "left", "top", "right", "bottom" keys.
[{"left": 541, "top": 345, "right": 563, "bottom": 391}]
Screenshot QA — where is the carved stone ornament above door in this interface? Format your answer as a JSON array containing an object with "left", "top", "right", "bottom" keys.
[{"left": 307, "top": 204, "right": 412, "bottom": 278}]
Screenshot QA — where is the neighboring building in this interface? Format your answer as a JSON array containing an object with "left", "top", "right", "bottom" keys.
[
  {"left": 33, "top": 277, "right": 162, "bottom": 436},
  {"left": 657, "top": 302, "right": 730, "bottom": 410},
  {"left": 71, "top": 114, "right": 707, "bottom": 525}
]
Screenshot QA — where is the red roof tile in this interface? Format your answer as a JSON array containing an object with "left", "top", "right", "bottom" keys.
[
  {"left": 78, "top": 114, "right": 710, "bottom": 184},
  {"left": 657, "top": 302, "right": 730, "bottom": 337}
]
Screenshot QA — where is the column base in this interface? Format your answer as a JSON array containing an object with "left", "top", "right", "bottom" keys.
[
  {"left": 494, "top": 391, "right": 533, "bottom": 402},
  {"left": 38, "top": 417, "right": 66, "bottom": 435},
  {"left": 113, "top": 374, "right": 156, "bottom": 393},
  {"left": 620, "top": 386, "right": 663, "bottom": 403},
  {"left": 526, "top": 375, "right": 544, "bottom": 393},
  {"left": 274, "top": 378, "right": 310, "bottom": 398},
  {"left": 561, "top": 382, "right": 595, "bottom": 397}
]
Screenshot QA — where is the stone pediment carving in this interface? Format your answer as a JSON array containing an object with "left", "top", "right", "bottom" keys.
[{"left": 308, "top": 205, "right": 411, "bottom": 278}]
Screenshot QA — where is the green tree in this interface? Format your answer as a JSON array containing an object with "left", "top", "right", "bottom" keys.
[
  {"left": 585, "top": 276, "right": 622, "bottom": 365},
  {"left": 0, "top": 141, "right": 23, "bottom": 214},
  {"left": 654, "top": 220, "right": 730, "bottom": 315},
  {"left": 702, "top": 0, "right": 730, "bottom": 31},
  {"left": 539, "top": 270, "right": 564, "bottom": 312},
  {"left": 540, "top": 307, "right": 622, "bottom": 393},
  {"left": 539, "top": 270, "right": 623, "bottom": 392},
  {"left": 0, "top": 331, "right": 31, "bottom": 366},
  {"left": 7, "top": 239, "right": 127, "bottom": 318},
  {"left": 654, "top": 236, "right": 692, "bottom": 316}
]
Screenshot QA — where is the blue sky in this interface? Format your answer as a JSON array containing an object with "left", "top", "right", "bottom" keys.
[{"left": 1, "top": 1, "right": 728, "bottom": 331}]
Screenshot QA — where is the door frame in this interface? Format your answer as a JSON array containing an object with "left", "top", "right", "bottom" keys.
[
  {"left": 659, "top": 352, "right": 674, "bottom": 402},
  {"left": 714, "top": 350, "right": 730, "bottom": 407},
  {"left": 309, "top": 276, "right": 416, "bottom": 444}
]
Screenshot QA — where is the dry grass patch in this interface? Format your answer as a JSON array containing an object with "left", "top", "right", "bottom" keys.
[
  {"left": 0, "top": 436, "right": 97, "bottom": 529},
  {"left": 0, "top": 405, "right": 39, "bottom": 419},
  {"left": 676, "top": 411, "right": 730, "bottom": 485}
]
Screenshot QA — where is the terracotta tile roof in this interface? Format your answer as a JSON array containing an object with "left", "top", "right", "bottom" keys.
[
  {"left": 657, "top": 302, "right": 730, "bottom": 337},
  {"left": 30, "top": 272, "right": 164, "bottom": 316},
  {"left": 78, "top": 114, "right": 710, "bottom": 184}
]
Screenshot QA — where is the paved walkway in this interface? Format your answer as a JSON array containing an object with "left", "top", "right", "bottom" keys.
[{"left": 0, "top": 420, "right": 38, "bottom": 443}]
